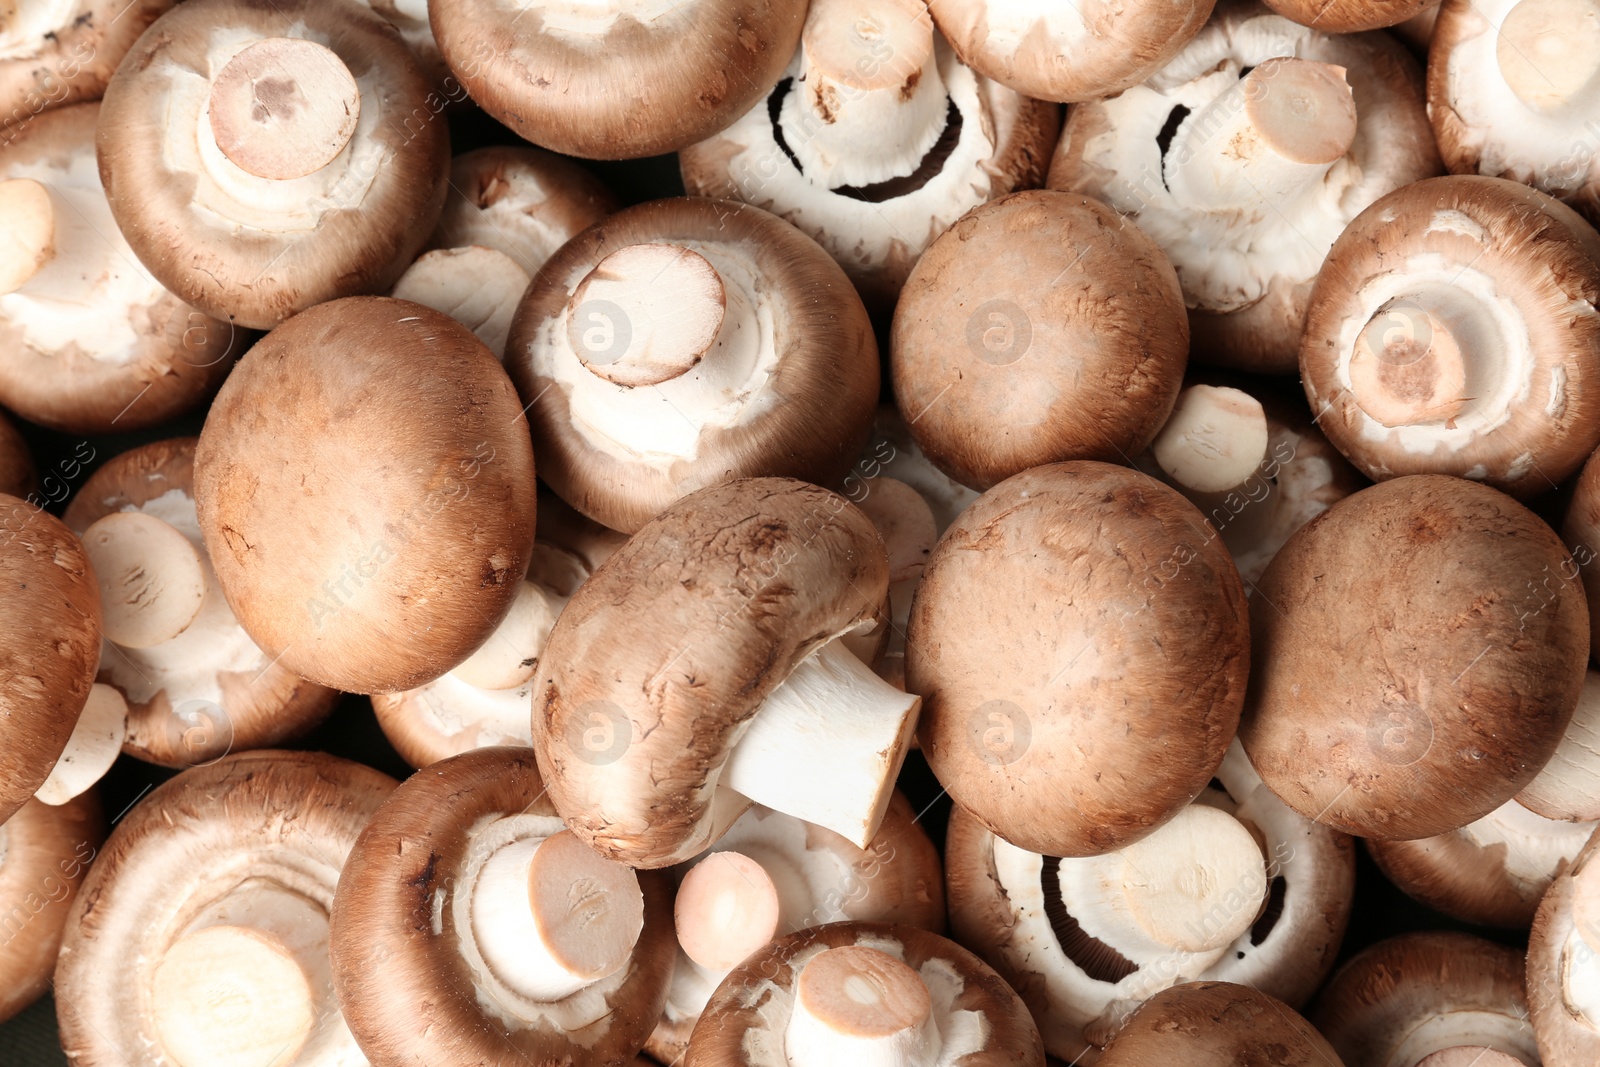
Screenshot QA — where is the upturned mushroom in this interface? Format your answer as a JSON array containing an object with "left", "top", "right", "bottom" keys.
[
  {"left": 683, "top": 921, "right": 1047, "bottom": 1067},
  {"left": 1097, "top": 982, "right": 1346, "bottom": 1067},
  {"left": 430, "top": 0, "right": 807, "bottom": 159},
  {"left": 946, "top": 740, "right": 1355, "bottom": 1062},
  {"left": 331, "top": 746, "right": 676, "bottom": 1066},
  {"left": 908, "top": 462, "right": 1250, "bottom": 858},
  {"left": 0, "top": 0, "right": 170, "bottom": 130},
  {"left": 0, "top": 103, "right": 241, "bottom": 433},
  {"left": 0, "top": 408, "right": 34, "bottom": 500},
  {"left": 891, "top": 191, "right": 1189, "bottom": 491},
  {"left": 506, "top": 198, "right": 878, "bottom": 533},
  {"left": 55, "top": 750, "right": 396, "bottom": 1067},
  {"left": 1244, "top": 476, "right": 1587, "bottom": 840},
  {"left": 1049, "top": 5, "right": 1440, "bottom": 374},
  {"left": 1527, "top": 825, "right": 1600, "bottom": 1065},
  {"left": 1261, "top": 0, "right": 1436, "bottom": 30},
  {"left": 1300, "top": 176, "right": 1600, "bottom": 497},
  {"left": 194, "top": 296, "right": 537, "bottom": 696},
  {"left": 97, "top": 0, "right": 450, "bottom": 330},
  {"left": 533, "top": 477, "right": 918, "bottom": 868},
  {"left": 0, "top": 792, "right": 100, "bottom": 1024},
  {"left": 1312, "top": 932, "right": 1540, "bottom": 1065},
  {"left": 679, "top": 0, "right": 1059, "bottom": 307},
  {"left": 1519, "top": 670, "right": 1600, "bottom": 822}
]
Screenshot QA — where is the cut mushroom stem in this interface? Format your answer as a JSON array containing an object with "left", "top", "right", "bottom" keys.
[
  {"left": 208, "top": 37, "right": 362, "bottom": 181},
  {"left": 785, "top": 945, "right": 942, "bottom": 1067},
  {"left": 450, "top": 579, "right": 565, "bottom": 691},
  {"left": 674, "top": 850, "right": 790, "bottom": 973},
  {"left": 470, "top": 829, "right": 645, "bottom": 1002},
  {"left": 1497, "top": 0, "right": 1600, "bottom": 113},
  {"left": 723, "top": 641, "right": 921, "bottom": 848},
  {"left": 81, "top": 511, "right": 208, "bottom": 650},
  {"left": 34, "top": 685, "right": 127, "bottom": 807},
  {"left": 0, "top": 178, "right": 55, "bottom": 295},
  {"left": 151, "top": 925, "right": 316, "bottom": 1067},
  {"left": 1417, "top": 1051, "right": 1528, "bottom": 1067},
  {"left": 1167, "top": 58, "right": 1357, "bottom": 211},
  {"left": 1349, "top": 301, "right": 1469, "bottom": 427},
  {"left": 1151, "top": 386, "right": 1271, "bottom": 496}
]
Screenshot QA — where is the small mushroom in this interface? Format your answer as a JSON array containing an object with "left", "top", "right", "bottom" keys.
[
  {"left": 1097, "top": 982, "right": 1346, "bottom": 1067},
  {"left": 1526, "top": 825, "right": 1600, "bottom": 1065},
  {"left": 0, "top": 0, "right": 170, "bottom": 130},
  {"left": 430, "top": 0, "right": 806, "bottom": 159},
  {"left": 506, "top": 198, "right": 878, "bottom": 533},
  {"left": 1048, "top": 5, "right": 1440, "bottom": 374},
  {"left": 1260, "top": 0, "right": 1436, "bottom": 30},
  {"left": 1301, "top": 175, "right": 1600, "bottom": 497},
  {"left": 0, "top": 407, "right": 35, "bottom": 500},
  {"left": 0, "top": 791, "right": 101, "bottom": 1024},
  {"left": 1242, "top": 475, "right": 1588, "bottom": 840},
  {"left": 679, "top": 0, "right": 1059, "bottom": 307},
  {"left": 1519, "top": 669, "right": 1600, "bottom": 822},
  {"left": 55, "top": 750, "right": 397, "bottom": 1067},
  {"left": 194, "top": 297, "right": 538, "bottom": 695},
  {"left": 533, "top": 477, "right": 919, "bottom": 868},
  {"left": 683, "top": 921, "right": 1047, "bottom": 1067},
  {"left": 909, "top": 462, "right": 1250, "bottom": 858},
  {"left": 1312, "top": 932, "right": 1540, "bottom": 1065},
  {"left": 97, "top": 0, "right": 451, "bottom": 330},
  {"left": 331, "top": 746, "right": 676, "bottom": 1066},
  {"left": 891, "top": 191, "right": 1189, "bottom": 491},
  {"left": 0, "top": 103, "right": 241, "bottom": 433}
]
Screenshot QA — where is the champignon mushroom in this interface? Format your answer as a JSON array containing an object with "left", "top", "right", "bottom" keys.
[
  {"left": 0, "top": 408, "right": 35, "bottom": 500},
  {"left": 891, "top": 191, "right": 1189, "bottom": 491},
  {"left": 506, "top": 198, "right": 878, "bottom": 533},
  {"left": 331, "top": 746, "right": 675, "bottom": 1065},
  {"left": 926, "top": 0, "right": 1215, "bottom": 103},
  {"left": 1048, "top": 4, "right": 1441, "bottom": 374},
  {"left": 909, "top": 461, "right": 1250, "bottom": 858},
  {"left": 97, "top": 0, "right": 451, "bottom": 330},
  {"left": 1260, "top": 0, "right": 1436, "bottom": 30},
  {"left": 0, "top": 0, "right": 170, "bottom": 131},
  {"left": 533, "top": 477, "right": 918, "bottom": 868},
  {"left": 0, "top": 103, "right": 241, "bottom": 433},
  {"left": 194, "top": 296, "right": 538, "bottom": 695},
  {"left": 1520, "top": 670, "right": 1600, "bottom": 822},
  {"left": 679, "top": 0, "right": 1059, "bottom": 307},
  {"left": 1097, "top": 982, "right": 1346, "bottom": 1067},
  {"left": 1312, "top": 932, "right": 1540, "bottom": 1065},
  {"left": 1563, "top": 420, "right": 1600, "bottom": 662},
  {"left": 1527, "top": 824, "right": 1600, "bottom": 1065},
  {"left": 430, "top": 0, "right": 806, "bottom": 159},
  {"left": 649, "top": 792, "right": 945, "bottom": 1063},
  {"left": 55, "top": 750, "right": 396, "bottom": 1067},
  {"left": 1301, "top": 176, "right": 1600, "bottom": 497},
  {"left": 946, "top": 739, "right": 1354, "bottom": 1062},
  {"left": 683, "top": 921, "right": 1047, "bottom": 1067},
  {"left": 0, "top": 791, "right": 100, "bottom": 1024}
]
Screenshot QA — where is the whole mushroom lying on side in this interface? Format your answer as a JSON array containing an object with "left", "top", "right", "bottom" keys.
[
  {"left": 1527, "top": 825, "right": 1600, "bottom": 1065},
  {"left": 0, "top": 409, "right": 34, "bottom": 500},
  {"left": 0, "top": 793, "right": 100, "bottom": 1024},
  {"left": 1097, "top": 982, "right": 1346, "bottom": 1067},
  {"left": 0, "top": 0, "right": 170, "bottom": 130}
]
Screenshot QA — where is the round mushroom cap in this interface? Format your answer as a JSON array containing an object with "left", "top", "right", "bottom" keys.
[
  {"left": 0, "top": 0, "right": 171, "bottom": 130},
  {"left": 1242, "top": 475, "right": 1587, "bottom": 840},
  {"left": 1527, "top": 825, "right": 1600, "bottom": 1066},
  {"left": 1261, "top": 0, "right": 1435, "bottom": 30},
  {"left": 1563, "top": 449, "right": 1600, "bottom": 663},
  {"left": 97, "top": 0, "right": 450, "bottom": 330},
  {"left": 891, "top": 191, "right": 1188, "bottom": 492},
  {"left": 908, "top": 461, "right": 1250, "bottom": 858},
  {"left": 0, "top": 409, "right": 35, "bottom": 500},
  {"left": 1097, "top": 982, "right": 1345, "bottom": 1066},
  {"left": 194, "top": 296, "right": 537, "bottom": 695}
]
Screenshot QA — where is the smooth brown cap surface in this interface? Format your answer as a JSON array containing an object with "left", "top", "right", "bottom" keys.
[
  {"left": 1261, "top": 0, "right": 1434, "bottom": 31},
  {"left": 1098, "top": 982, "right": 1345, "bottom": 1066}
]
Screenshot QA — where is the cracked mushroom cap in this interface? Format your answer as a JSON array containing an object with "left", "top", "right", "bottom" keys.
[
  {"left": 1098, "top": 982, "right": 1345, "bottom": 1067},
  {"left": 64, "top": 438, "right": 337, "bottom": 768},
  {"left": 430, "top": 0, "right": 806, "bottom": 159},
  {"left": 1049, "top": 5, "right": 1440, "bottom": 375},
  {"left": 1261, "top": 0, "right": 1435, "bottom": 29},
  {"left": 0, "top": 409, "right": 34, "bottom": 500},
  {"left": 97, "top": 0, "right": 450, "bottom": 330},
  {"left": 506, "top": 197, "right": 878, "bottom": 534},
  {"left": 0, "top": 103, "right": 242, "bottom": 433},
  {"left": 0, "top": 0, "right": 171, "bottom": 130},
  {"left": 331, "top": 746, "right": 676, "bottom": 1067},
  {"left": 55, "top": 750, "right": 397, "bottom": 1067},
  {"left": 1527, "top": 824, "right": 1600, "bottom": 1066},
  {"left": 1300, "top": 175, "right": 1600, "bottom": 497},
  {"left": 194, "top": 296, "right": 537, "bottom": 695},
  {"left": 0, "top": 791, "right": 101, "bottom": 1024},
  {"left": 891, "top": 191, "right": 1189, "bottom": 492},
  {"left": 1244, "top": 475, "right": 1587, "bottom": 841},
  {"left": 684, "top": 921, "right": 1046, "bottom": 1067},
  {"left": 908, "top": 461, "right": 1250, "bottom": 858}
]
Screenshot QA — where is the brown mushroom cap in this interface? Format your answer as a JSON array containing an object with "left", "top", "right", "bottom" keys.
[
  {"left": 0, "top": 791, "right": 101, "bottom": 1024},
  {"left": 0, "top": 0, "right": 171, "bottom": 131},
  {"left": 194, "top": 296, "right": 537, "bottom": 695},
  {"left": 891, "top": 191, "right": 1188, "bottom": 492},
  {"left": 1242, "top": 475, "right": 1587, "bottom": 840},
  {"left": 0, "top": 408, "right": 35, "bottom": 500},
  {"left": 1527, "top": 825, "right": 1600, "bottom": 1066},
  {"left": 1261, "top": 0, "right": 1435, "bottom": 30},
  {"left": 1098, "top": 982, "right": 1345, "bottom": 1066},
  {"left": 909, "top": 461, "right": 1250, "bottom": 858},
  {"left": 97, "top": 0, "right": 450, "bottom": 330},
  {"left": 1563, "top": 449, "right": 1600, "bottom": 663},
  {"left": 332, "top": 746, "right": 676, "bottom": 1066}
]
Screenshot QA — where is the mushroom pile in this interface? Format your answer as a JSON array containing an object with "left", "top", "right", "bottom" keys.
[{"left": 9, "top": 2, "right": 1600, "bottom": 1063}]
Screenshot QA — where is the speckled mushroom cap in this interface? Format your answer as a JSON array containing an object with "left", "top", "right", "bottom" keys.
[
  {"left": 1261, "top": 0, "right": 1435, "bottom": 29},
  {"left": 1242, "top": 475, "right": 1588, "bottom": 841},
  {"left": 1098, "top": 982, "right": 1346, "bottom": 1067},
  {"left": 891, "top": 191, "right": 1187, "bottom": 491},
  {"left": 0, "top": 791, "right": 101, "bottom": 1024},
  {"left": 55, "top": 750, "right": 397, "bottom": 1067},
  {"left": 506, "top": 198, "right": 878, "bottom": 534},
  {"left": 0, "top": 103, "right": 241, "bottom": 433},
  {"left": 0, "top": 409, "right": 34, "bottom": 500},
  {"left": 1049, "top": 4, "right": 1440, "bottom": 374},
  {"left": 331, "top": 746, "right": 676, "bottom": 1067},
  {"left": 0, "top": 496, "right": 100, "bottom": 826},
  {"left": 194, "top": 297, "right": 537, "bottom": 695},
  {"left": 97, "top": 0, "right": 450, "bottom": 330},
  {"left": 1527, "top": 825, "right": 1600, "bottom": 1066},
  {"left": 908, "top": 462, "right": 1249, "bottom": 858},
  {"left": 64, "top": 439, "right": 337, "bottom": 768},
  {"left": 1300, "top": 176, "right": 1600, "bottom": 497},
  {"left": 683, "top": 921, "right": 1047, "bottom": 1067},
  {"left": 1312, "top": 932, "right": 1540, "bottom": 1065},
  {"left": 430, "top": 0, "right": 806, "bottom": 159},
  {"left": 1566, "top": 457, "right": 1600, "bottom": 662},
  {"left": 926, "top": 0, "right": 1215, "bottom": 103},
  {"left": 0, "top": 0, "right": 171, "bottom": 129}
]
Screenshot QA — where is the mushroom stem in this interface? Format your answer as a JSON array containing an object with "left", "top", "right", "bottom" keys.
[
  {"left": 0, "top": 178, "right": 55, "bottom": 295},
  {"left": 34, "top": 684, "right": 127, "bottom": 807},
  {"left": 450, "top": 578, "right": 566, "bottom": 691},
  {"left": 1518, "top": 670, "right": 1600, "bottom": 820},
  {"left": 784, "top": 946, "right": 942, "bottom": 1067},
  {"left": 81, "top": 511, "right": 209, "bottom": 650},
  {"left": 723, "top": 641, "right": 921, "bottom": 848},
  {"left": 674, "top": 850, "right": 789, "bottom": 973},
  {"left": 1151, "top": 386, "right": 1271, "bottom": 497},
  {"left": 151, "top": 925, "right": 316, "bottom": 1067},
  {"left": 1417, "top": 1051, "right": 1529, "bottom": 1067},
  {"left": 1348, "top": 300, "right": 1469, "bottom": 427},
  {"left": 392, "top": 246, "right": 533, "bottom": 359},
  {"left": 1165, "top": 58, "right": 1357, "bottom": 211},
  {"left": 208, "top": 37, "right": 362, "bottom": 181},
  {"left": 1497, "top": 0, "right": 1600, "bottom": 113}
]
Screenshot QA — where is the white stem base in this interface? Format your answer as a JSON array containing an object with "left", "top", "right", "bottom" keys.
[
  {"left": 450, "top": 578, "right": 565, "bottom": 691},
  {"left": 1519, "top": 670, "right": 1600, "bottom": 821},
  {"left": 785, "top": 946, "right": 940, "bottom": 1067},
  {"left": 151, "top": 925, "right": 315, "bottom": 1067},
  {"left": 392, "top": 246, "right": 532, "bottom": 358},
  {"left": 0, "top": 178, "right": 54, "bottom": 295},
  {"left": 208, "top": 38, "right": 361, "bottom": 181},
  {"left": 675, "top": 851, "right": 783, "bottom": 972},
  {"left": 81, "top": 511, "right": 208, "bottom": 650},
  {"left": 35, "top": 684, "right": 126, "bottom": 806},
  {"left": 1498, "top": 0, "right": 1600, "bottom": 113},
  {"left": 1151, "top": 386, "right": 1269, "bottom": 496}
]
